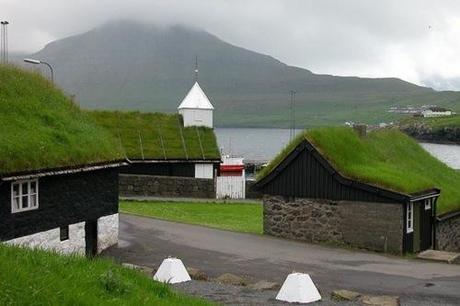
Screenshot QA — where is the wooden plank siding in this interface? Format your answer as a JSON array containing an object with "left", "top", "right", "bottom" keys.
[{"left": 258, "top": 141, "right": 400, "bottom": 204}]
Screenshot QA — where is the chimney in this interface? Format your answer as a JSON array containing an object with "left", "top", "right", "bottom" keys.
[{"left": 353, "top": 124, "right": 367, "bottom": 137}]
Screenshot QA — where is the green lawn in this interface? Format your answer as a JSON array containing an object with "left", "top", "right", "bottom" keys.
[
  {"left": 120, "top": 201, "right": 263, "bottom": 234},
  {"left": 0, "top": 245, "right": 211, "bottom": 305}
]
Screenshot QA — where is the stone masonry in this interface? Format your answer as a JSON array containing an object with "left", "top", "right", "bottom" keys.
[
  {"left": 119, "top": 174, "right": 215, "bottom": 198},
  {"left": 436, "top": 212, "right": 460, "bottom": 252},
  {"left": 264, "top": 195, "right": 404, "bottom": 253}
]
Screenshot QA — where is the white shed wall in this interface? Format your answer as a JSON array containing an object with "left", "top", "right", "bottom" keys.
[
  {"left": 195, "top": 164, "right": 214, "bottom": 179},
  {"left": 179, "top": 109, "right": 213, "bottom": 128}
]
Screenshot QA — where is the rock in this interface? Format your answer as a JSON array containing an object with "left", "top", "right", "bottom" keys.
[
  {"left": 360, "top": 295, "right": 400, "bottom": 306},
  {"left": 248, "top": 280, "right": 280, "bottom": 291},
  {"left": 216, "top": 273, "right": 248, "bottom": 286},
  {"left": 187, "top": 267, "right": 209, "bottom": 281},
  {"left": 331, "top": 289, "right": 361, "bottom": 301},
  {"left": 122, "top": 262, "right": 155, "bottom": 276}
]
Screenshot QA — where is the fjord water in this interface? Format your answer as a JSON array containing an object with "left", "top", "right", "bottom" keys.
[{"left": 215, "top": 128, "right": 460, "bottom": 169}]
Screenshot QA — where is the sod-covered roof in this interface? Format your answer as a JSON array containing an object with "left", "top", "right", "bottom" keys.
[
  {"left": 257, "top": 127, "right": 460, "bottom": 214},
  {"left": 89, "top": 111, "right": 220, "bottom": 160},
  {"left": 0, "top": 65, "right": 123, "bottom": 176}
]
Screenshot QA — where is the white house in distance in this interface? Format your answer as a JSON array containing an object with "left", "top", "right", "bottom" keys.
[
  {"left": 178, "top": 81, "right": 215, "bottom": 179},
  {"left": 178, "top": 82, "right": 214, "bottom": 128},
  {"left": 421, "top": 107, "right": 454, "bottom": 118}
]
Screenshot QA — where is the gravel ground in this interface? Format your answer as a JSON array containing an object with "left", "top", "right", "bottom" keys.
[{"left": 173, "top": 280, "right": 360, "bottom": 306}]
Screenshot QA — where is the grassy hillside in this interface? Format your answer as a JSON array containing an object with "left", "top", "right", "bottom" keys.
[
  {"left": 89, "top": 111, "right": 220, "bottom": 160},
  {"left": 0, "top": 245, "right": 210, "bottom": 305},
  {"left": 401, "top": 114, "right": 460, "bottom": 129},
  {"left": 258, "top": 127, "right": 460, "bottom": 214},
  {"left": 0, "top": 65, "right": 123, "bottom": 175},
  {"left": 24, "top": 21, "right": 460, "bottom": 127}
]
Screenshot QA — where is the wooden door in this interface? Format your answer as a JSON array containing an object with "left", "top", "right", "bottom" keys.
[{"left": 420, "top": 199, "right": 433, "bottom": 251}]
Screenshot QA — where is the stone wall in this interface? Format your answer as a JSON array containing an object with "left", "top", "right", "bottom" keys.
[
  {"left": 246, "top": 180, "right": 263, "bottom": 199},
  {"left": 436, "top": 212, "right": 460, "bottom": 252},
  {"left": 5, "top": 221, "right": 86, "bottom": 255},
  {"left": 119, "top": 174, "right": 215, "bottom": 198},
  {"left": 97, "top": 213, "right": 119, "bottom": 253},
  {"left": 263, "top": 195, "right": 404, "bottom": 253}
]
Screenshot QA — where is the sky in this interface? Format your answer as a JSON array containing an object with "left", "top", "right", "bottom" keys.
[{"left": 2, "top": 0, "right": 460, "bottom": 90}]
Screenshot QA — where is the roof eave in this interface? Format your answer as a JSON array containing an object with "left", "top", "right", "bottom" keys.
[{"left": 0, "top": 160, "right": 129, "bottom": 181}]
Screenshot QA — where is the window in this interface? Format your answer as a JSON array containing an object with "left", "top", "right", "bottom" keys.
[
  {"left": 406, "top": 202, "right": 414, "bottom": 233},
  {"left": 425, "top": 198, "right": 432, "bottom": 210},
  {"left": 60, "top": 226, "right": 69, "bottom": 241},
  {"left": 11, "top": 179, "right": 39, "bottom": 213}
]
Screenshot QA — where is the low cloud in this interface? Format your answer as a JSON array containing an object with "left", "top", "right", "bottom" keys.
[{"left": 3, "top": 0, "right": 460, "bottom": 89}]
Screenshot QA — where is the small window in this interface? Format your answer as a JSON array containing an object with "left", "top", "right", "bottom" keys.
[
  {"left": 425, "top": 198, "right": 432, "bottom": 210},
  {"left": 60, "top": 226, "right": 69, "bottom": 241},
  {"left": 407, "top": 202, "right": 414, "bottom": 233},
  {"left": 11, "top": 179, "right": 39, "bottom": 213}
]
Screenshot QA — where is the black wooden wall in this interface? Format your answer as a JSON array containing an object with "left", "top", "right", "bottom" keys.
[
  {"left": 260, "top": 145, "right": 399, "bottom": 204},
  {"left": 0, "top": 168, "right": 118, "bottom": 241},
  {"left": 121, "top": 162, "right": 195, "bottom": 177}
]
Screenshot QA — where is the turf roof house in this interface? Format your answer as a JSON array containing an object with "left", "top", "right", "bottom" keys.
[
  {"left": 91, "top": 81, "right": 220, "bottom": 182},
  {"left": 0, "top": 66, "right": 125, "bottom": 256},
  {"left": 254, "top": 127, "right": 455, "bottom": 254}
]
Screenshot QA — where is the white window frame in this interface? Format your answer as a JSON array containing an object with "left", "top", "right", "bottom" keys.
[
  {"left": 11, "top": 179, "right": 39, "bottom": 213},
  {"left": 406, "top": 202, "right": 414, "bottom": 233},
  {"left": 424, "top": 198, "right": 432, "bottom": 210}
]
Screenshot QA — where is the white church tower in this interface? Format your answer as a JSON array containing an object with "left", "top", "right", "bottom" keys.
[
  {"left": 178, "top": 60, "right": 214, "bottom": 128},
  {"left": 178, "top": 82, "right": 214, "bottom": 128}
]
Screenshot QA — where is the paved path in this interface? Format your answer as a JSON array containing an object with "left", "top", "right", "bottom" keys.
[{"left": 104, "top": 214, "right": 460, "bottom": 305}]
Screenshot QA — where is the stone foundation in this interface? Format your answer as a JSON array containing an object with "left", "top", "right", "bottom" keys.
[
  {"left": 5, "top": 221, "right": 86, "bottom": 255},
  {"left": 119, "top": 174, "right": 215, "bottom": 198},
  {"left": 436, "top": 212, "right": 460, "bottom": 252},
  {"left": 97, "top": 213, "right": 119, "bottom": 253},
  {"left": 263, "top": 195, "right": 404, "bottom": 253}
]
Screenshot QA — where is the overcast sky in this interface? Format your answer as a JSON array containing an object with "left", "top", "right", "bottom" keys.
[{"left": 3, "top": 0, "right": 460, "bottom": 90}]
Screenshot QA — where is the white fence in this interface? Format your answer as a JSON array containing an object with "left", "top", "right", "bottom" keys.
[{"left": 216, "top": 176, "right": 245, "bottom": 199}]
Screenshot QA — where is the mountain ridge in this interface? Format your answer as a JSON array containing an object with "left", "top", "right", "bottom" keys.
[{"left": 25, "top": 21, "right": 459, "bottom": 127}]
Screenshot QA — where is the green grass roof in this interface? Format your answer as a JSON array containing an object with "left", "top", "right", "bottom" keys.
[
  {"left": 0, "top": 65, "right": 123, "bottom": 175},
  {"left": 258, "top": 127, "right": 460, "bottom": 214},
  {"left": 89, "top": 111, "right": 220, "bottom": 160}
]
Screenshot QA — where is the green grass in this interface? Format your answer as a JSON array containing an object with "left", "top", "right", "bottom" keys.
[
  {"left": 401, "top": 114, "right": 460, "bottom": 129},
  {"left": 120, "top": 200, "right": 263, "bottom": 234},
  {"left": 0, "top": 244, "right": 211, "bottom": 305},
  {"left": 89, "top": 111, "right": 220, "bottom": 160},
  {"left": 0, "top": 65, "right": 123, "bottom": 175},
  {"left": 258, "top": 127, "right": 460, "bottom": 214}
]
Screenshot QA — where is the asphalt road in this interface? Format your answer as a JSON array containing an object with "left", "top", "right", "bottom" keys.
[{"left": 104, "top": 214, "right": 460, "bottom": 305}]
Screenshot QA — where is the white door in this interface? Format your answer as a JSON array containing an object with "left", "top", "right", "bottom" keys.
[{"left": 216, "top": 176, "right": 245, "bottom": 199}]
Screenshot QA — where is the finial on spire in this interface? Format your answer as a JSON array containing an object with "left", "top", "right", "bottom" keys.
[{"left": 194, "top": 55, "right": 199, "bottom": 82}]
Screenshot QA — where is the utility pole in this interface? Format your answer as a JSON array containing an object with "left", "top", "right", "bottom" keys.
[{"left": 1, "top": 21, "right": 9, "bottom": 64}]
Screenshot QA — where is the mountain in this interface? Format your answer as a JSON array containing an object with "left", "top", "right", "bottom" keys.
[{"left": 27, "top": 21, "right": 460, "bottom": 127}]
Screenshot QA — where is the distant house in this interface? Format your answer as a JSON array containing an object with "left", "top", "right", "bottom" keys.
[
  {"left": 421, "top": 107, "right": 453, "bottom": 117},
  {"left": 0, "top": 66, "right": 125, "bottom": 256},
  {"left": 253, "top": 127, "right": 450, "bottom": 254}
]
